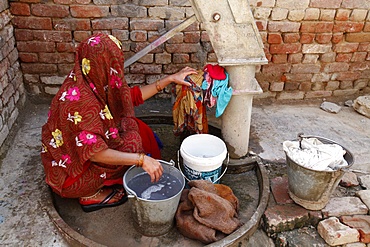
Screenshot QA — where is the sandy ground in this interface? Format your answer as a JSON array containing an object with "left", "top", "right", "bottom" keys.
[{"left": 0, "top": 96, "right": 369, "bottom": 246}]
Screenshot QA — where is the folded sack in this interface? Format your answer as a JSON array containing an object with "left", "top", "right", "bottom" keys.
[{"left": 175, "top": 180, "right": 241, "bottom": 244}]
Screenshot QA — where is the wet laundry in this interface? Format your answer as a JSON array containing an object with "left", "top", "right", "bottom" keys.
[
  {"left": 172, "top": 70, "right": 208, "bottom": 135},
  {"left": 172, "top": 64, "right": 232, "bottom": 135},
  {"left": 283, "top": 137, "right": 349, "bottom": 171}
]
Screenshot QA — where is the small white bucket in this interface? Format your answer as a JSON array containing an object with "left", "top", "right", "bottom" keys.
[{"left": 180, "top": 134, "right": 227, "bottom": 183}]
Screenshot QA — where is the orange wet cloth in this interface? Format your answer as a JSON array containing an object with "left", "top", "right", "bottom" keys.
[
  {"left": 175, "top": 180, "right": 241, "bottom": 244},
  {"left": 172, "top": 70, "right": 208, "bottom": 135}
]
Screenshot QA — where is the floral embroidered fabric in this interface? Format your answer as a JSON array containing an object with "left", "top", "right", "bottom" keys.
[{"left": 41, "top": 34, "right": 146, "bottom": 198}]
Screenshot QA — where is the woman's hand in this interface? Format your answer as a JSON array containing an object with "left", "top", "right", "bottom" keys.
[
  {"left": 168, "top": 66, "right": 198, "bottom": 87},
  {"left": 142, "top": 155, "right": 164, "bottom": 183},
  {"left": 140, "top": 66, "right": 198, "bottom": 101}
]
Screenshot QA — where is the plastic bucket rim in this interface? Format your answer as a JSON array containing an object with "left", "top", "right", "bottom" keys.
[
  {"left": 180, "top": 134, "right": 227, "bottom": 159},
  {"left": 180, "top": 134, "right": 227, "bottom": 171}
]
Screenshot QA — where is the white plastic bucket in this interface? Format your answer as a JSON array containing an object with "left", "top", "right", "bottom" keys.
[{"left": 180, "top": 134, "right": 227, "bottom": 183}]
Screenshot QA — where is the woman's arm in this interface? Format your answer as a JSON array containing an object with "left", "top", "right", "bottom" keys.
[
  {"left": 90, "top": 148, "right": 163, "bottom": 182},
  {"left": 140, "top": 67, "right": 197, "bottom": 101}
]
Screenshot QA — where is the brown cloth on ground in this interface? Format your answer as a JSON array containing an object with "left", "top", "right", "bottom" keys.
[{"left": 175, "top": 180, "right": 241, "bottom": 244}]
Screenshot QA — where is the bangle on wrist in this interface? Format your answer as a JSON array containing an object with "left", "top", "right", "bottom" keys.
[
  {"left": 155, "top": 80, "right": 162, "bottom": 92},
  {"left": 137, "top": 153, "right": 145, "bottom": 167}
]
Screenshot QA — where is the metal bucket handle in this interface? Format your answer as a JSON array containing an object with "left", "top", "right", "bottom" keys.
[
  {"left": 176, "top": 150, "right": 229, "bottom": 184},
  {"left": 126, "top": 159, "right": 176, "bottom": 200}
]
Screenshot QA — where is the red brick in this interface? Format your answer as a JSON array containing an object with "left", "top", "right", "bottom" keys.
[
  {"left": 341, "top": 215, "right": 370, "bottom": 243},
  {"left": 73, "top": 31, "right": 92, "bottom": 42},
  {"left": 17, "top": 41, "right": 55, "bottom": 52},
  {"left": 268, "top": 21, "right": 301, "bottom": 32},
  {"left": 310, "top": 0, "right": 342, "bottom": 8},
  {"left": 272, "top": 54, "right": 287, "bottom": 63},
  {"left": 346, "top": 33, "right": 370, "bottom": 43},
  {"left": 305, "top": 90, "right": 333, "bottom": 98},
  {"left": 350, "top": 62, "right": 370, "bottom": 71},
  {"left": 335, "top": 9, "right": 351, "bottom": 21},
  {"left": 132, "top": 42, "right": 163, "bottom": 53},
  {"left": 364, "top": 23, "right": 370, "bottom": 32},
  {"left": 351, "top": 52, "right": 367, "bottom": 62},
  {"left": 21, "top": 63, "right": 57, "bottom": 74},
  {"left": 291, "top": 64, "right": 320, "bottom": 74},
  {"left": 336, "top": 53, "right": 352, "bottom": 62},
  {"left": 299, "top": 81, "right": 312, "bottom": 91},
  {"left": 130, "top": 30, "right": 147, "bottom": 42},
  {"left": 58, "top": 64, "right": 74, "bottom": 75},
  {"left": 53, "top": 19, "right": 91, "bottom": 31},
  {"left": 358, "top": 42, "right": 370, "bottom": 52},
  {"left": 268, "top": 33, "right": 283, "bottom": 44},
  {"left": 70, "top": 6, "right": 109, "bottom": 18},
  {"left": 284, "top": 81, "right": 300, "bottom": 91},
  {"left": 332, "top": 33, "right": 344, "bottom": 44},
  {"left": 333, "top": 22, "right": 365, "bottom": 33},
  {"left": 31, "top": 4, "right": 69, "bottom": 17},
  {"left": 33, "top": 31, "right": 72, "bottom": 42},
  {"left": 285, "top": 73, "right": 313, "bottom": 82},
  {"left": 56, "top": 43, "right": 76, "bottom": 53},
  {"left": 183, "top": 31, "right": 200, "bottom": 43},
  {"left": 91, "top": 18, "right": 129, "bottom": 30},
  {"left": 130, "top": 64, "right": 162, "bottom": 74},
  {"left": 316, "top": 33, "right": 332, "bottom": 44},
  {"left": 190, "top": 53, "right": 201, "bottom": 63},
  {"left": 19, "top": 52, "right": 38, "bottom": 62},
  {"left": 12, "top": 16, "right": 52, "bottom": 30},
  {"left": 14, "top": 29, "right": 33, "bottom": 41},
  {"left": 283, "top": 33, "right": 300, "bottom": 43},
  {"left": 263, "top": 204, "right": 310, "bottom": 234},
  {"left": 39, "top": 52, "right": 74, "bottom": 63},
  {"left": 288, "top": 53, "right": 303, "bottom": 63},
  {"left": 334, "top": 43, "right": 359, "bottom": 53},
  {"left": 166, "top": 33, "right": 183, "bottom": 44},
  {"left": 270, "top": 43, "right": 301, "bottom": 54},
  {"left": 300, "top": 22, "right": 334, "bottom": 33},
  {"left": 10, "top": 2, "right": 30, "bottom": 16},
  {"left": 163, "top": 63, "right": 199, "bottom": 74},
  {"left": 323, "top": 62, "right": 350, "bottom": 72},
  {"left": 76, "top": 0, "right": 90, "bottom": 3},
  {"left": 173, "top": 54, "right": 190, "bottom": 64},
  {"left": 256, "top": 71, "right": 284, "bottom": 82},
  {"left": 256, "top": 20, "right": 267, "bottom": 31},
  {"left": 165, "top": 43, "right": 202, "bottom": 53},
  {"left": 130, "top": 20, "right": 164, "bottom": 31},
  {"left": 300, "top": 33, "right": 315, "bottom": 44},
  {"left": 270, "top": 176, "right": 294, "bottom": 204},
  {"left": 166, "top": 20, "right": 199, "bottom": 32},
  {"left": 54, "top": 0, "right": 73, "bottom": 4},
  {"left": 262, "top": 63, "right": 291, "bottom": 73},
  {"left": 334, "top": 72, "right": 361, "bottom": 81}
]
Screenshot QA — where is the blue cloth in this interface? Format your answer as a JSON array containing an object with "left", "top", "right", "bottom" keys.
[{"left": 211, "top": 72, "right": 232, "bottom": 118}]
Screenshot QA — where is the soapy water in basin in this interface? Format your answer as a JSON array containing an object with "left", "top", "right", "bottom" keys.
[{"left": 127, "top": 172, "right": 182, "bottom": 200}]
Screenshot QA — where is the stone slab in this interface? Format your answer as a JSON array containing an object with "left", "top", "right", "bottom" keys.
[{"left": 322, "top": 197, "right": 368, "bottom": 218}]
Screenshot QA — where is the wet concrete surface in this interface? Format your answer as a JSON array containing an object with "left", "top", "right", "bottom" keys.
[{"left": 0, "top": 96, "right": 369, "bottom": 246}]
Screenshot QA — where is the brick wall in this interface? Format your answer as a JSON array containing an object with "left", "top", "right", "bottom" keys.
[
  {"left": 9, "top": 0, "right": 370, "bottom": 101},
  {"left": 0, "top": 1, "right": 26, "bottom": 148}
]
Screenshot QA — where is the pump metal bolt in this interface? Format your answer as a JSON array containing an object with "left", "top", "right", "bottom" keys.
[{"left": 212, "top": 13, "right": 221, "bottom": 22}]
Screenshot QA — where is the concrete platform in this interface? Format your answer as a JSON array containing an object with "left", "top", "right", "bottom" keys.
[{"left": 0, "top": 97, "right": 369, "bottom": 245}]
